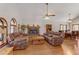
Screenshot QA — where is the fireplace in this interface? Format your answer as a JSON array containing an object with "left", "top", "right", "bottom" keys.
[{"left": 27, "top": 24, "right": 40, "bottom": 35}]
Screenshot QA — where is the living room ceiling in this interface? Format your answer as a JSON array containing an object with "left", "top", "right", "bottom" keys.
[{"left": 0, "top": 3, "right": 79, "bottom": 23}]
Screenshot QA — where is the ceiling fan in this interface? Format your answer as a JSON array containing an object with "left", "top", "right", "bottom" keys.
[{"left": 44, "top": 3, "right": 55, "bottom": 19}]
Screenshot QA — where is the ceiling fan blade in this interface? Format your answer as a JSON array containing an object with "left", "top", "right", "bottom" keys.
[{"left": 48, "top": 14, "right": 55, "bottom": 16}]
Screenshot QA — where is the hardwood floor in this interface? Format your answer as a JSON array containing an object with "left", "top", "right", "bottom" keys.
[{"left": 13, "top": 38, "right": 78, "bottom": 55}]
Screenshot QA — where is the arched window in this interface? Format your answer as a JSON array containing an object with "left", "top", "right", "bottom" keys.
[
  {"left": 10, "top": 18, "right": 17, "bottom": 33},
  {"left": 0, "top": 17, "right": 8, "bottom": 45},
  {"left": 0, "top": 20, "right": 3, "bottom": 41}
]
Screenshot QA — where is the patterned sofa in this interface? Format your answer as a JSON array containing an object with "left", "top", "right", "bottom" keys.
[
  {"left": 43, "top": 32, "right": 64, "bottom": 46},
  {"left": 6, "top": 32, "right": 28, "bottom": 50}
]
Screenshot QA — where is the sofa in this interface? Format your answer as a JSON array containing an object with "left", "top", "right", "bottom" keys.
[{"left": 43, "top": 32, "right": 64, "bottom": 46}]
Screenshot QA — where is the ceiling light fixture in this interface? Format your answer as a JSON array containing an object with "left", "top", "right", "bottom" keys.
[
  {"left": 68, "top": 13, "right": 72, "bottom": 23},
  {"left": 44, "top": 3, "right": 55, "bottom": 20}
]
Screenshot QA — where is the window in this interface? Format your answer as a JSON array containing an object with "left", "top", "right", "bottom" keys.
[
  {"left": 72, "top": 24, "right": 79, "bottom": 31},
  {"left": 60, "top": 24, "right": 67, "bottom": 32},
  {"left": 0, "top": 17, "right": 8, "bottom": 45},
  {"left": 0, "top": 20, "right": 3, "bottom": 41},
  {"left": 60, "top": 25, "right": 63, "bottom": 30},
  {"left": 0, "top": 33, "right": 4, "bottom": 41},
  {"left": 11, "top": 26, "right": 14, "bottom": 33},
  {"left": 10, "top": 18, "right": 17, "bottom": 33}
]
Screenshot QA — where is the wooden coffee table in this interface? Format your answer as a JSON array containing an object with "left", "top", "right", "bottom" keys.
[{"left": 29, "top": 35, "right": 45, "bottom": 45}]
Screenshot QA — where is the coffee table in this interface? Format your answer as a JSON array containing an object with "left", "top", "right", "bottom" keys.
[{"left": 29, "top": 35, "right": 45, "bottom": 45}]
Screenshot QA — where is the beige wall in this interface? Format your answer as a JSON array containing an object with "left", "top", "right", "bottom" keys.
[{"left": 0, "top": 3, "right": 79, "bottom": 34}]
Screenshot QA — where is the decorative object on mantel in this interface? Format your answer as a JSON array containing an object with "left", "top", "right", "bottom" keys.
[
  {"left": 21, "top": 24, "right": 26, "bottom": 33},
  {"left": 43, "top": 3, "right": 55, "bottom": 20},
  {"left": 27, "top": 24, "right": 40, "bottom": 35},
  {"left": 18, "top": 24, "right": 21, "bottom": 32}
]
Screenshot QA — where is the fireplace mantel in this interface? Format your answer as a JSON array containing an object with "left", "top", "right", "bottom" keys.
[{"left": 27, "top": 24, "right": 40, "bottom": 35}]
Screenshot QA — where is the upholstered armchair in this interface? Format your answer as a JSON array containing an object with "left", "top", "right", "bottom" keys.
[
  {"left": 6, "top": 32, "right": 28, "bottom": 50},
  {"left": 43, "top": 32, "right": 64, "bottom": 46}
]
